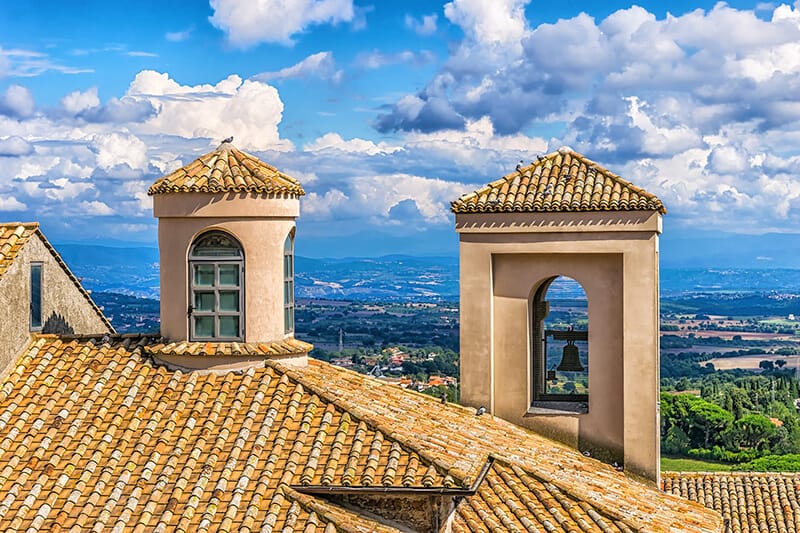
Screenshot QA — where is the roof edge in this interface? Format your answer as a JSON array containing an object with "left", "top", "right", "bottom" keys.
[{"left": 31, "top": 227, "right": 116, "bottom": 334}]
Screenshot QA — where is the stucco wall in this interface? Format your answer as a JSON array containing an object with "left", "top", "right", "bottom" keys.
[
  {"left": 0, "top": 233, "right": 111, "bottom": 372},
  {"left": 457, "top": 210, "right": 661, "bottom": 483},
  {"left": 156, "top": 193, "right": 299, "bottom": 343}
]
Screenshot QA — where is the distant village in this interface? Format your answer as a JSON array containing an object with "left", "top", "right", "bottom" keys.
[{"left": 329, "top": 346, "right": 459, "bottom": 396}]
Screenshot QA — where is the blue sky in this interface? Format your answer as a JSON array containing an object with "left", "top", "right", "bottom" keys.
[{"left": 2, "top": 1, "right": 800, "bottom": 256}]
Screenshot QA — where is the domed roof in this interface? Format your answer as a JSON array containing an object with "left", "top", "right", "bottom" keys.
[{"left": 148, "top": 141, "right": 305, "bottom": 197}]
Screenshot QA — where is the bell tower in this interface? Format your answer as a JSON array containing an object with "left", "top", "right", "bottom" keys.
[
  {"left": 149, "top": 140, "right": 311, "bottom": 369},
  {"left": 453, "top": 147, "right": 664, "bottom": 483}
]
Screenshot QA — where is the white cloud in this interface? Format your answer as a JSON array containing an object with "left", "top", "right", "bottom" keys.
[
  {"left": 79, "top": 200, "right": 115, "bottom": 216},
  {"left": 0, "top": 85, "right": 34, "bottom": 118},
  {"left": 126, "top": 51, "right": 158, "bottom": 58},
  {"left": 304, "top": 133, "right": 403, "bottom": 155},
  {"left": 0, "top": 136, "right": 33, "bottom": 157},
  {"left": 90, "top": 133, "right": 148, "bottom": 171},
  {"left": 444, "top": 0, "right": 528, "bottom": 50},
  {"left": 405, "top": 13, "right": 438, "bottom": 36},
  {"left": 0, "top": 197, "right": 25, "bottom": 211},
  {"left": 302, "top": 188, "right": 349, "bottom": 219},
  {"left": 405, "top": 116, "right": 547, "bottom": 166},
  {"left": 209, "top": 0, "right": 355, "bottom": 46},
  {"left": 354, "top": 50, "right": 435, "bottom": 70},
  {"left": 0, "top": 47, "right": 92, "bottom": 77},
  {"left": 254, "top": 51, "right": 343, "bottom": 82},
  {"left": 127, "top": 70, "right": 292, "bottom": 151},
  {"left": 165, "top": 29, "right": 193, "bottom": 42},
  {"left": 61, "top": 87, "right": 100, "bottom": 115}
]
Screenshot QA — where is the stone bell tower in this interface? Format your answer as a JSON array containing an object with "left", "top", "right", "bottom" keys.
[
  {"left": 453, "top": 147, "right": 664, "bottom": 483},
  {"left": 149, "top": 140, "right": 311, "bottom": 369}
]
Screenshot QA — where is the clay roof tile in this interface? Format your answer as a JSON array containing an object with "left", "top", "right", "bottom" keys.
[{"left": 452, "top": 148, "right": 665, "bottom": 215}]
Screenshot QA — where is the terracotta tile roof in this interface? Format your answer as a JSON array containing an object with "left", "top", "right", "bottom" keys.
[
  {"left": 451, "top": 147, "right": 666, "bottom": 214},
  {"left": 0, "top": 223, "right": 37, "bottom": 279},
  {"left": 148, "top": 142, "right": 305, "bottom": 197},
  {"left": 144, "top": 338, "right": 314, "bottom": 358},
  {"left": 0, "top": 223, "right": 113, "bottom": 333},
  {"left": 662, "top": 472, "right": 800, "bottom": 533},
  {"left": 453, "top": 460, "right": 635, "bottom": 532},
  {"left": 0, "top": 335, "right": 721, "bottom": 532},
  {"left": 0, "top": 335, "right": 465, "bottom": 532},
  {"left": 288, "top": 359, "right": 721, "bottom": 532}
]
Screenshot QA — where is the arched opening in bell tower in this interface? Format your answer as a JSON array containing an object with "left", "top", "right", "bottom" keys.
[{"left": 531, "top": 275, "right": 589, "bottom": 412}]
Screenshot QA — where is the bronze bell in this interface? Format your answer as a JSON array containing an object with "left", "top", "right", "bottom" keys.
[{"left": 557, "top": 339, "right": 584, "bottom": 372}]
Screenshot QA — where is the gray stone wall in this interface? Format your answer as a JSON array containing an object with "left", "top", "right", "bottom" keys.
[{"left": 0, "top": 234, "right": 111, "bottom": 373}]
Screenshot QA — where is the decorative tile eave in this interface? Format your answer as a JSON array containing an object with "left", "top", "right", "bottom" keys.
[{"left": 143, "top": 338, "right": 314, "bottom": 358}]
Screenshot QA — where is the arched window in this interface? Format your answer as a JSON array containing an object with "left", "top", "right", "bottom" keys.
[
  {"left": 283, "top": 230, "right": 294, "bottom": 335},
  {"left": 531, "top": 276, "right": 588, "bottom": 411},
  {"left": 188, "top": 230, "right": 244, "bottom": 341}
]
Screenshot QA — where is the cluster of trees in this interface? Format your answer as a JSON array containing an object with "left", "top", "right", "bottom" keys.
[{"left": 661, "top": 373, "right": 800, "bottom": 467}]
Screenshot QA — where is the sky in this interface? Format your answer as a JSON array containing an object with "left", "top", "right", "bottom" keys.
[{"left": 3, "top": 0, "right": 800, "bottom": 257}]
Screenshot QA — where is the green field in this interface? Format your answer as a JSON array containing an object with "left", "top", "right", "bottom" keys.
[{"left": 661, "top": 457, "right": 735, "bottom": 472}]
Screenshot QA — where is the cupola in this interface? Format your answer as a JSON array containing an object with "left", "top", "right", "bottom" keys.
[{"left": 149, "top": 139, "right": 311, "bottom": 369}]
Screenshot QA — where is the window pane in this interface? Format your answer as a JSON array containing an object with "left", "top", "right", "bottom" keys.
[
  {"left": 194, "top": 265, "right": 215, "bottom": 287},
  {"left": 219, "top": 316, "right": 239, "bottom": 337},
  {"left": 30, "top": 264, "right": 42, "bottom": 329},
  {"left": 194, "top": 292, "right": 215, "bottom": 312},
  {"left": 194, "top": 316, "right": 214, "bottom": 338},
  {"left": 219, "top": 291, "right": 239, "bottom": 312},
  {"left": 218, "top": 264, "right": 239, "bottom": 286}
]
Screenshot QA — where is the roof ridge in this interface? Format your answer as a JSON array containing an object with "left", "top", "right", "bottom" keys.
[{"left": 265, "top": 358, "right": 472, "bottom": 488}]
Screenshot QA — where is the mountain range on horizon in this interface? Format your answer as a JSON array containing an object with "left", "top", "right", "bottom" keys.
[{"left": 53, "top": 229, "right": 800, "bottom": 302}]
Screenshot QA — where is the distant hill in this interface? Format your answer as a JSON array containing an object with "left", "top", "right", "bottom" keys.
[
  {"left": 56, "top": 243, "right": 459, "bottom": 301},
  {"left": 55, "top": 240, "right": 800, "bottom": 302}
]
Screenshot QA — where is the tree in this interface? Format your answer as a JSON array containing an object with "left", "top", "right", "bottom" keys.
[
  {"left": 759, "top": 360, "right": 774, "bottom": 371},
  {"left": 722, "top": 414, "right": 776, "bottom": 452},
  {"left": 775, "top": 359, "right": 787, "bottom": 369}
]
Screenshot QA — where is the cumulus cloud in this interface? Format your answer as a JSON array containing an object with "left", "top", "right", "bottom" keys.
[
  {"left": 127, "top": 70, "right": 291, "bottom": 151},
  {"left": 90, "top": 133, "right": 148, "bottom": 171},
  {"left": 405, "top": 13, "right": 438, "bottom": 36},
  {"left": 0, "top": 136, "right": 34, "bottom": 157},
  {"left": 209, "top": 0, "right": 355, "bottom": 46},
  {"left": 304, "top": 133, "right": 402, "bottom": 155},
  {"left": 61, "top": 87, "right": 100, "bottom": 115},
  {"left": 0, "top": 196, "right": 26, "bottom": 211},
  {"left": 254, "top": 51, "right": 343, "bottom": 82},
  {"left": 0, "top": 85, "right": 34, "bottom": 118},
  {"left": 301, "top": 173, "right": 470, "bottom": 224}
]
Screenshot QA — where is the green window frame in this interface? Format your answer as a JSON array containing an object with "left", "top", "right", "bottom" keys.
[{"left": 188, "top": 231, "right": 244, "bottom": 341}]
